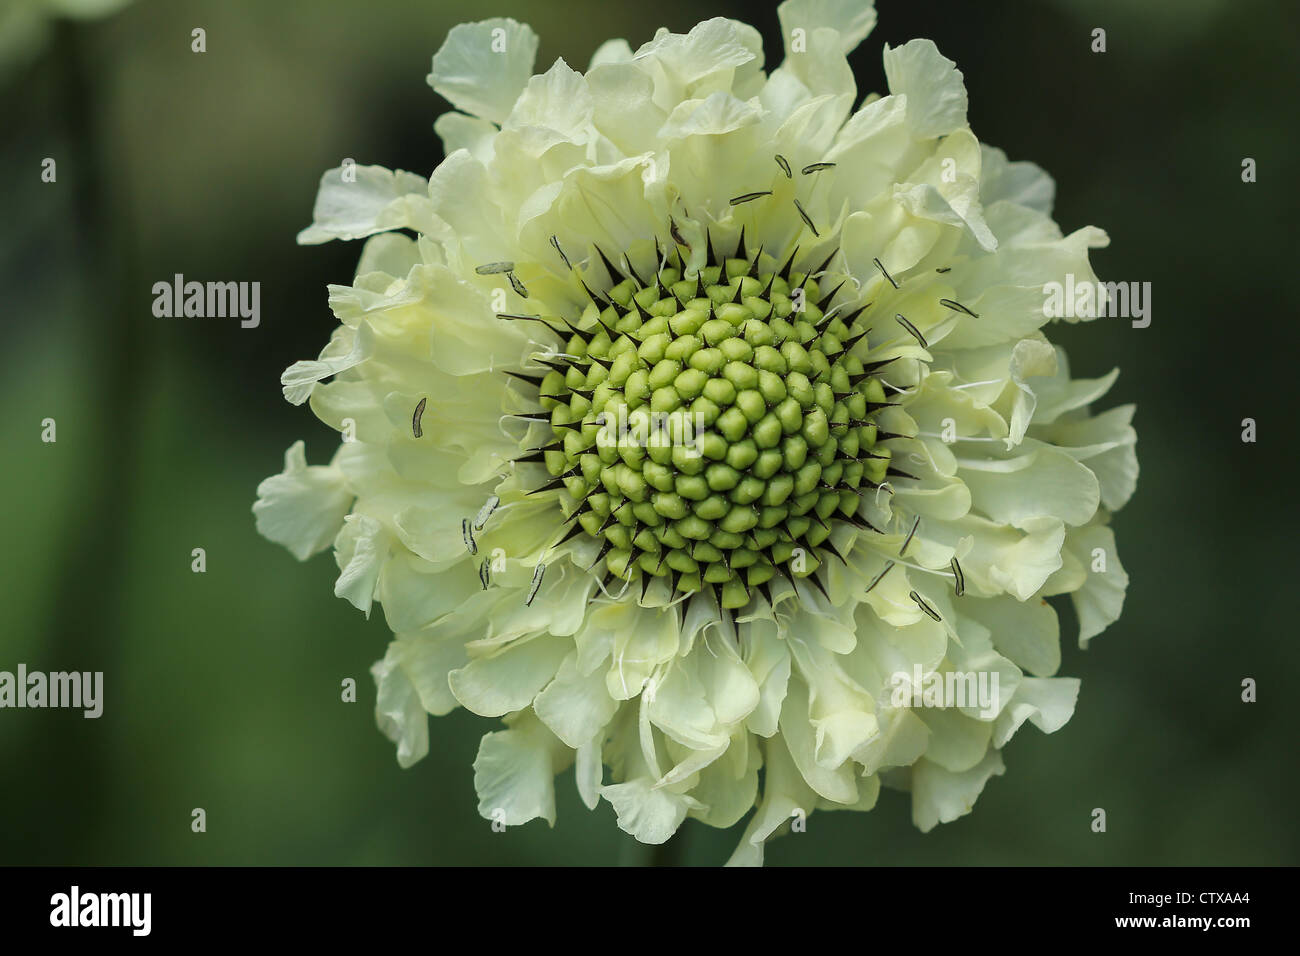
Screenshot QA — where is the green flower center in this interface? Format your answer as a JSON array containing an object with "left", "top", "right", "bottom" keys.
[{"left": 514, "top": 237, "right": 895, "bottom": 609}]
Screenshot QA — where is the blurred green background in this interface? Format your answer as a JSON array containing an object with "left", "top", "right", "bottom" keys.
[{"left": 2, "top": 0, "right": 1296, "bottom": 866}]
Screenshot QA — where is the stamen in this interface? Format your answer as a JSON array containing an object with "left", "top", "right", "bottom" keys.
[
  {"left": 525, "top": 564, "right": 546, "bottom": 606},
  {"left": 910, "top": 590, "right": 941, "bottom": 621},
  {"left": 549, "top": 235, "right": 573, "bottom": 271},
  {"left": 873, "top": 257, "right": 899, "bottom": 289},
  {"left": 938, "top": 298, "right": 980, "bottom": 318},
  {"left": 793, "top": 198, "right": 819, "bottom": 237},
  {"left": 894, "top": 313, "right": 928, "bottom": 347},
  {"left": 900, "top": 516, "right": 920, "bottom": 556},
  {"left": 473, "top": 495, "right": 500, "bottom": 531},
  {"left": 412, "top": 397, "right": 426, "bottom": 439},
  {"left": 865, "top": 560, "right": 895, "bottom": 594}
]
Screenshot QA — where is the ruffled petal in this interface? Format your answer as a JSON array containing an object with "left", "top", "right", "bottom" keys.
[
  {"left": 297, "top": 165, "right": 433, "bottom": 245},
  {"left": 427, "top": 18, "right": 540, "bottom": 125},
  {"left": 252, "top": 441, "right": 353, "bottom": 561},
  {"left": 473, "top": 711, "right": 570, "bottom": 826}
]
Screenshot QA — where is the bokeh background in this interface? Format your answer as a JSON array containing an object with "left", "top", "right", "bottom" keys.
[{"left": 2, "top": 0, "right": 1297, "bottom": 866}]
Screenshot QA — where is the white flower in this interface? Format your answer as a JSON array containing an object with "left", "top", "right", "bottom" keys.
[{"left": 256, "top": 0, "right": 1136, "bottom": 865}]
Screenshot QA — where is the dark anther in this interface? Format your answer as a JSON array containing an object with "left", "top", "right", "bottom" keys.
[
  {"left": 412, "top": 397, "right": 426, "bottom": 438},
  {"left": 873, "top": 257, "right": 899, "bottom": 289},
  {"left": 910, "top": 590, "right": 941, "bottom": 621},
  {"left": 894, "top": 313, "right": 927, "bottom": 347},
  {"left": 864, "top": 560, "right": 894, "bottom": 594},
  {"left": 938, "top": 298, "right": 980, "bottom": 318},
  {"left": 900, "top": 516, "right": 920, "bottom": 556},
  {"left": 793, "top": 198, "right": 819, "bottom": 237},
  {"left": 550, "top": 235, "right": 573, "bottom": 271}
]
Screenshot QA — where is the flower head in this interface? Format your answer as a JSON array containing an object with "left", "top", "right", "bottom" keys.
[{"left": 255, "top": 0, "right": 1136, "bottom": 864}]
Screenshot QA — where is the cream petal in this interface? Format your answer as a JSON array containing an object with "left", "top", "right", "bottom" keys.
[
  {"left": 992, "top": 676, "right": 1080, "bottom": 747},
  {"left": 587, "top": 60, "right": 667, "bottom": 157},
  {"left": 913, "top": 707, "right": 992, "bottom": 773},
  {"left": 252, "top": 441, "right": 353, "bottom": 561},
  {"left": 575, "top": 738, "right": 604, "bottom": 810},
  {"left": 433, "top": 112, "right": 498, "bottom": 164},
  {"left": 742, "top": 619, "right": 792, "bottom": 738},
  {"left": 1064, "top": 522, "right": 1130, "bottom": 645},
  {"left": 854, "top": 707, "right": 930, "bottom": 775},
  {"left": 882, "top": 39, "right": 968, "bottom": 138},
  {"left": 356, "top": 233, "right": 422, "bottom": 279},
  {"left": 473, "top": 711, "right": 570, "bottom": 826},
  {"left": 910, "top": 749, "right": 1005, "bottom": 832},
  {"left": 599, "top": 777, "right": 700, "bottom": 844},
  {"left": 724, "top": 735, "right": 818, "bottom": 866},
  {"left": 505, "top": 58, "right": 595, "bottom": 146},
  {"left": 1033, "top": 404, "right": 1139, "bottom": 512},
  {"left": 332, "top": 513, "right": 390, "bottom": 617},
  {"left": 370, "top": 644, "right": 429, "bottom": 768},
  {"left": 427, "top": 18, "right": 540, "bottom": 125},
  {"left": 297, "top": 165, "right": 433, "bottom": 245},
  {"left": 634, "top": 18, "right": 760, "bottom": 111},
  {"left": 449, "top": 634, "right": 570, "bottom": 717},
  {"left": 280, "top": 323, "right": 374, "bottom": 406},
  {"left": 960, "top": 593, "right": 1061, "bottom": 678},
  {"left": 777, "top": 0, "right": 878, "bottom": 56},
  {"left": 979, "top": 144, "right": 1055, "bottom": 214},
  {"left": 388, "top": 629, "right": 470, "bottom": 717},
  {"left": 957, "top": 441, "right": 1100, "bottom": 529},
  {"left": 778, "top": 675, "right": 860, "bottom": 804},
  {"left": 534, "top": 652, "right": 619, "bottom": 748}
]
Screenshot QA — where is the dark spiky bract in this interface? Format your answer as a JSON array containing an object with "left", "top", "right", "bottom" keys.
[{"left": 513, "top": 238, "right": 893, "bottom": 609}]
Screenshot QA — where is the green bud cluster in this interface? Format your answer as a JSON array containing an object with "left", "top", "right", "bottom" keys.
[{"left": 524, "top": 244, "right": 892, "bottom": 608}]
